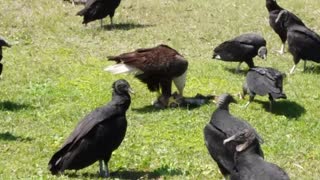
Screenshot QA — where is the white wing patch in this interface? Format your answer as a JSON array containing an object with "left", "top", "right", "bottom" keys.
[
  {"left": 173, "top": 71, "right": 187, "bottom": 96},
  {"left": 104, "top": 64, "right": 143, "bottom": 75},
  {"left": 215, "top": 55, "right": 221, "bottom": 59}
]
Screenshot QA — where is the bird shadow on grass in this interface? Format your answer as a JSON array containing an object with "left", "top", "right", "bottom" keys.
[
  {"left": 65, "top": 166, "right": 185, "bottom": 179},
  {"left": 132, "top": 103, "right": 212, "bottom": 113},
  {"left": 132, "top": 105, "right": 163, "bottom": 113},
  {"left": 255, "top": 100, "right": 306, "bottom": 119},
  {"left": 64, "top": 172, "right": 99, "bottom": 179},
  {"left": 0, "top": 101, "right": 31, "bottom": 111},
  {"left": 111, "top": 166, "right": 185, "bottom": 179},
  {"left": 0, "top": 132, "right": 33, "bottom": 142},
  {"left": 303, "top": 65, "right": 320, "bottom": 74},
  {"left": 103, "top": 22, "right": 154, "bottom": 31},
  {"left": 224, "top": 67, "right": 248, "bottom": 76}
]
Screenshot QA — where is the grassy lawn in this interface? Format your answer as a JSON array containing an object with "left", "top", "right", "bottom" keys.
[{"left": 0, "top": 0, "right": 320, "bottom": 179}]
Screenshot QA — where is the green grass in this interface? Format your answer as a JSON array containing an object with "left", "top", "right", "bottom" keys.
[{"left": 0, "top": 0, "right": 320, "bottom": 179}]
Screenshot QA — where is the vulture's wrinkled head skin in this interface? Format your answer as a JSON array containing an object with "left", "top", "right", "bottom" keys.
[
  {"left": 258, "top": 46, "right": 267, "bottom": 60},
  {"left": 223, "top": 129, "right": 256, "bottom": 152},
  {"left": 216, "top": 93, "right": 237, "bottom": 108},
  {"left": 112, "top": 79, "right": 133, "bottom": 95},
  {"left": 0, "top": 38, "right": 11, "bottom": 48}
]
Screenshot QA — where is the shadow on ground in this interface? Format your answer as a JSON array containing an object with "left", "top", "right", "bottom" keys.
[
  {"left": 111, "top": 166, "right": 185, "bottom": 179},
  {"left": 0, "top": 101, "right": 31, "bottom": 111},
  {"left": 303, "top": 65, "right": 320, "bottom": 74},
  {"left": 103, "top": 22, "right": 154, "bottom": 31},
  {"left": 0, "top": 132, "right": 33, "bottom": 142},
  {"left": 132, "top": 105, "right": 163, "bottom": 113},
  {"left": 65, "top": 165, "right": 185, "bottom": 179},
  {"left": 132, "top": 102, "right": 213, "bottom": 113},
  {"left": 224, "top": 67, "right": 248, "bottom": 76},
  {"left": 132, "top": 93, "right": 215, "bottom": 113},
  {"left": 256, "top": 100, "right": 306, "bottom": 119}
]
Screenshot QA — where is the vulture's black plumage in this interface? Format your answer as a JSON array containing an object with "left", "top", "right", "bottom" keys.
[
  {"left": 105, "top": 44, "right": 188, "bottom": 108},
  {"left": 266, "top": 0, "right": 305, "bottom": 54},
  {"left": 276, "top": 10, "right": 320, "bottom": 74},
  {"left": 76, "top": 0, "right": 121, "bottom": 27},
  {"left": 203, "top": 94, "right": 264, "bottom": 179},
  {"left": 48, "top": 79, "right": 132, "bottom": 177},
  {"left": 213, "top": 33, "right": 267, "bottom": 72},
  {"left": 0, "top": 37, "right": 11, "bottom": 76},
  {"left": 224, "top": 129, "right": 290, "bottom": 180},
  {"left": 242, "top": 67, "right": 286, "bottom": 110}
]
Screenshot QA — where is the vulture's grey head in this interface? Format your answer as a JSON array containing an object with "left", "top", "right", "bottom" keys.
[
  {"left": 0, "top": 37, "right": 11, "bottom": 60},
  {"left": 112, "top": 79, "right": 134, "bottom": 95},
  {"left": 0, "top": 38, "right": 11, "bottom": 48},
  {"left": 257, "top": 46, "right": 267, "bottom": 60},
  {"left": 223, "top": 129, "right": 257, "bottom": 152},
  {"left": 216, "top": 93, "right": 237, "bottom": 109}
]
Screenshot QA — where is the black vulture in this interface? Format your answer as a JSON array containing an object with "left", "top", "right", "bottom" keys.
[
  {"left": 76, "top": 0, "right": 121, "bottom": 27},
  {"left": 276, "top": 10, "right": 320, "bottom": 74},
  {"left": 212, "top": 33, "right": 267, "bottom": 72},
  {"left": 0, "top": 37, "right": 11, "bottom": 76},
  {"left": 266, "top": 0, "right": 305, "bottom": 54},
  {"left": 203, "top": 93, "right": 264, "bottom": 179},
  {"left": 242, "top": 67, "right": 286, "bottom": 110},
  {"left": 224, "top": 129, "right": 290, "bottom": 180},
  {"left": 48, "top": 79, "right": 133, "bottom": 177},
  {"left": 105, "top": 44, "right": 188, "bottom": 108}
]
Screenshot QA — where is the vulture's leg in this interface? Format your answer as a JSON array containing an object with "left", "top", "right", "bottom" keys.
[
  {"left": 278, "top": 43, "right": 285, "bottom": 55},
  {"left": 99, "top": 160, "right": 109, "bottom": 177},
  {"left": 290, "top": 57, "right": 300, "bottom": 74},
  {"left": 110, "top": 17, "right": 113, "bottom": 26},
  {"left": 100, "top": 19, "right": 103, "bottom": 28},
  {"left": 240, "top": 82, "right": 248, "bottom": 99},
  {"left": 0, "top": 63, "right": 3, "bottom": 79},
  {"left": 236, "top": 62, "right": 242, "bottom": 73},
  {"left": 268, "top": 95, "right": 274, "bottom": 112},
  {"left": 289, "top": 64, "right": 296, "bottom": 74},
  {"left": 99, "top": 154, "right": 111, "bottom": 177},
  {"left": 245, "top": 59, "right": 254, "bottom": 71},
  {"left": 244, "top": 95, "right": 255, "bottom": 108},
  {"left": 303, "top": 60, "right": 307, "bottom": 72},
  {"left": 99, "top": 160, "right": 104, "bottom": 176}
]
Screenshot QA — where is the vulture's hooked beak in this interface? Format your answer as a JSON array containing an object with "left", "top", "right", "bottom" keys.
[
  {"left": 262, "top": 54, "right": 267, "bottom": 60},
  {"left": 4, "top": 43, "right": 11, "bottom": 48},
  {"left": 223, "top": 135, "right": 236, "bottom": 145},
  {"left": 128, "top": 87, "right": 134, "bottom": 94},
  {"left": 213, "top": 95, "right": 219, "bottom": 103}
]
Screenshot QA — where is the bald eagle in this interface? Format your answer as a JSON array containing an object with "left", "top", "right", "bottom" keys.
[{"left": 105, "top": 44, "right": 188, "bottom": 108}]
